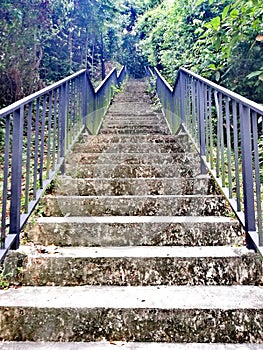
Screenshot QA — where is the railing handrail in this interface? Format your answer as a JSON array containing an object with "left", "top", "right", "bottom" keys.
[
  {"left": 0, "top": 69, "right": 87, "bottom": 118},
  {"left": 0, "top": 66, "right": 127, "bottom": 262},
  {"left": 148, "top": 65, "right": 262, "bottom": 255},
  {"left": 180, "top": 68, "right": 263, "bottom": 115}
]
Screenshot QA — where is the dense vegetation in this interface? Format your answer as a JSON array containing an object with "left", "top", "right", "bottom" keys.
[{"left": 0, "top": 0, "right": 262, "bottom": 107}]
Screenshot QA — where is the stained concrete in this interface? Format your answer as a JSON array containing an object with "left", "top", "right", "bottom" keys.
[
  {"left": 26, "top": 215, "right": 243, "bottom": 247},
  {"left": 1, "top": 342, "right": 263, "bottom": 349}
]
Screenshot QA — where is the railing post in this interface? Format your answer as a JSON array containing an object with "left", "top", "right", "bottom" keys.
[
  {"left": 82, "top": 71, "right": 88, "bottom": 126},
  {"left": 9, "top": 107, "right": 24, "bottom": 249},
  {"left": 240, "top": 105, "right": 256, "bottom": 249},
  {"left": 59, "top": 82, "right": 67, "bottom": 173},
  {"left": 180, "top": 71, "right": 185, "bottom": 124},
  {"left": 198, "top": 81, "right": 206, "bottom": 174}
]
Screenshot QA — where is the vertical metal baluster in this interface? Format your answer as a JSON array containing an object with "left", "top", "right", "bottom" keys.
[
  {"left": 59, "top": 83, "right": 67, "bottom": 173},
  {"left": 69, "top": 80, "right": 73, "bottom": 135},
  {"left": 66, "top": 81, "right": 71, "bottom": 150},
  {"left": 180, "top": 72, "right": 185, "bottom": 125},
  {"left": 53, "top": 89, "right": 58, "bottom": 170},
  {"left": 198, "top": 81, "right": 206, "bottom": 174},
  {"left": 46, "top": 91, "right": 53, "bottom": 178},
  {"left": 215, "top": 91, "right": 221, "bottom": 178},
  {"left": 205, "top": 85, "right": 209, "bottom": 162},
  {"left": 57, "top": 87, "right": 62, "bottom": 163},
  {"left": 82, "top": 72, "right": 88, "bottom": 127},
  {"left": 233, "top": 101, "right": 241, "bottom": 211},
  {"left": 191, "top": 80, "right": 195, "bottom": 138},
  {"left": 10, "top": 107, "right": 24, "bottom": 249},
  {"left": 240, "top": 105, "right": 256, "bottom": 249},
  {"left": 25, "top": 103, "right": 33, "bottom": 213},
  {"left": 225, "top": 97, "right": 233, "bottom": 197},
  {"left": 33, "top": 99, "right": 40, "bottom": 198},
  {"left": 252, "top": 112, "right": 262, "bottom": 245},
  {"left": 219, "top": 93, "right": 225, "bottom": 186},
  {"left": 1, "top": 116, "right": 11, "bottom": 248},
  {"left": 39, "top": 95, "right": 47, "bottom": 189},
  {"left": 209, "top": 88, "right": 214, "bottom": 169}
]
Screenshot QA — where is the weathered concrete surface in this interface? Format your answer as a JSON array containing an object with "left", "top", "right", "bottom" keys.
[
  {"left": 0, "top": 286, "right": 262, "bottom": 342},
  {"left": 43, "top": 195, "right": 228, "bottom": 217},
  {"left": 15, "top": 246, "right": 263, "bottom": 286},
  {"left": 73, "top": 141, "right": 194, "bottom": 154},
  {"left": 66, "top": 152, "right": 198, "bottom": 166},
  {"left": 26, "top": 216, "right": 243, "bottom": 247},
  {"left": 1, "top": 343, "right": 263, "bottom": 349},
  {"left": 79, "top": 133, "right": 190, "bottom": 145},
  {"left": 65, "top": 162, "right": 201, "bottom": 179},
  {"left": 2, "top": 78, "right": 262, "bottom": 346},
  {"left": 55, "top": 176, "right": 215, "bottom": 196}
]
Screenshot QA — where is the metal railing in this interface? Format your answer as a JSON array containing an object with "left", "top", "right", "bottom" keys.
[
  {"left": 146, "top": 66, "right": 263, "bottom": 254},
  {"left": 0, "top": 66, "right": 126, "bottom": 261}
]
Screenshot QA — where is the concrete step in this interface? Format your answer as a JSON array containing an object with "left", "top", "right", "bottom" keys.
[
  {"left": 14, "top": 246, "right": 262, "bottom": 287},
  {"left": 79, "top": 133, "right": 189, "bottom": 145},
  {"left": 100, "top": 127, "right": 169, "bottom": 135},
  {"left": 26, "top": 216, "right": 243, "bottom": 247},
  {"left": 66, "top": 152, "right": 198, "bottom": 166},
  {"left": 0, "top": 285, "right": 262, "bottom": 342},
  {"left": 54, "top": 176, "right": 214, "bottom": 196},
  {"left": 73, "top": 142, "right": 194, "bottom": 154},
  {"left": 42, "top": 195, "right": 227, "bottom": 217},
  {"left": 65, "top": 162, "right": 201, "bottom": 179},
  {"left": 1, "top": 343, "right": 263, "bottom": 350}
]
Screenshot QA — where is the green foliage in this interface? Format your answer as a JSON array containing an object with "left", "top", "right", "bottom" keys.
[{"left": 137, "top": 0, "right": 263, "bottom": 103}]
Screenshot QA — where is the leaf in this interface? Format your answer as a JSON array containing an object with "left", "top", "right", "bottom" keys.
[
  {"left": 247, "top": 71, "right": 263, "bottom": 79},
  {"left": 222, "top": 5, "right": 230, "bottom": 20},
  {"left": 229, "top": 9, "right": 239, "bottom": 18},
  {"left": 209, "top": 0, "right": 214, "bottom": 4},
  {"left": 196, "top": 0, "right": 204, "bottom": 6},
  {"left": 210, "top": 16, "right": 221, "bottom": 30},
  {"left": 207, "top": 64, "right": 216, "bottom": 70}
]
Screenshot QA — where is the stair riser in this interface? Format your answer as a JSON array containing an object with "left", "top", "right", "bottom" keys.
[
  {"left": 100, "top": 130, "right": 169, "bottom": 136},
  {"left": 1, "top": 307, "right": 262, "bottom": 342},
  {"left": 74, "top": 143, "right": 193, "bottom": 153},
  {"left": 65, "top": 163, "right": 200, "bottom": 179},
  {"left": 55, "top": 177, "right": 214, "bottom": 196},
  {"left": 80, "top": 134, "right": 189, "bottom": 144},
  {"left": 43, "top": 196, "right": 227, "bottom": 217},
  {"left": 27, "top": 221, "right": 243, "bottom": 247},
  {"left": 66, "top": 152, "right": 198, "bottom": 166},
  {"left": 19, "top": 256, "right": 262, "bottom": 286}
]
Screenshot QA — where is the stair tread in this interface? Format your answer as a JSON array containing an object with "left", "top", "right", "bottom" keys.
[
  {"left": 1, "top": 285, "right": 262, "bottom": 309},
  {"left": 36, "top": 216, "right": 235, "bottom": 224},
  {"left": 1, "top": 342, "right": 262, "bottom": 349},
  {"left": 18, "top": 245, "right": 251, "bottom": 258}
]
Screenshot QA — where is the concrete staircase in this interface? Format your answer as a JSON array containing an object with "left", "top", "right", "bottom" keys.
[{"left": 0, "top": 79, "right": 262, "bottom": 349}]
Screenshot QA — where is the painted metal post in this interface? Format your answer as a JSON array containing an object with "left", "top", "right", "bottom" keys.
[
  {"left": 82, "top": 71, "right": 88, "bottom": 126},
  {"left": 240, "top": 105, "right": 256, "bottom": 249},
  {"left": 9, "top": 107, "right": 24, "bottom": 249},
  {"left": 59, "top": 82, "right": 67, "bottom": 173},
  {"left": 198, "top": 81, "right": 206, "bottom": 174},
  {"left": 180, "top": 71, "right": 185, "bottom": 125}
]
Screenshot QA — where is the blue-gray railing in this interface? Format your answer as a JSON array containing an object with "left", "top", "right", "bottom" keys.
[
  {"left": 146, "top": 66, "right": 263, "bottom": 255},
  {"left": 0, "top": 66, "right": 127, "bottom": 261}
]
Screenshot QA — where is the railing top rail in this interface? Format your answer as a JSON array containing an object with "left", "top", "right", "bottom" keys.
[
  {"left": 0, "top": 69, "right": 87, "bottom": 119},
  {"left": 180, "top": 67, "right": 263, "bottom": 115},
  {"left": 117, "top": 66, "right": 126, "bottom": 79},
  {"left": 95, "top": 68, "right": 117, "bottom": 94},
  {"left": 153, "top": 68, "right": 173, "bottom": 93}
]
